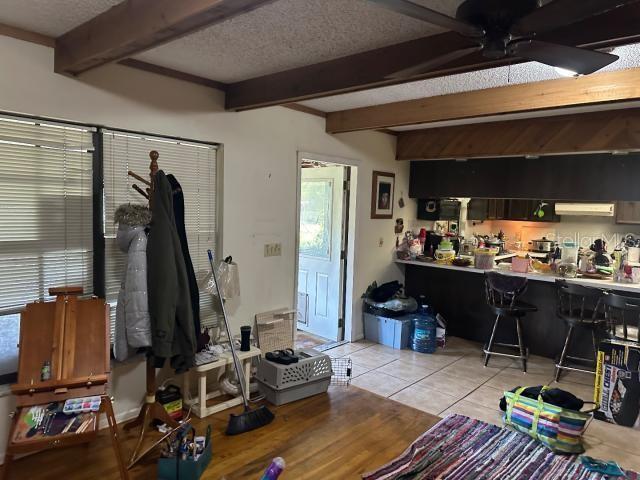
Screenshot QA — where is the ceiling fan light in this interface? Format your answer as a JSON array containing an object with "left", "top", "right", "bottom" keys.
[{"left": 554, "top": 66, "right": 580, "bottom": 77}]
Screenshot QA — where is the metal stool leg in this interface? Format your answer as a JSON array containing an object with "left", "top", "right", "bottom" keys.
[
  {"left": 484, "top": 314, "right": 501, "bottom": 367},
  {"left": 555, "top": 325, "right": 574, "bottom": 382},
  {"left": 516, "top": 317, "right": 527, "bottom": 373}
]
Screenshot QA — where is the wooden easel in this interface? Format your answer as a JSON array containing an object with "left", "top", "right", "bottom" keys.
[
  {"left": 122, "top": 151, "right": 179, "bottom": 468},
  {"left": 2, "top": 287, "right": 128, "bottom": 480}
]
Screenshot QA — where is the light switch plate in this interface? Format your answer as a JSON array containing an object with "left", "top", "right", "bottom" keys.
[{"left": 264, "top": 243, "right": 282, "bottom": 257}]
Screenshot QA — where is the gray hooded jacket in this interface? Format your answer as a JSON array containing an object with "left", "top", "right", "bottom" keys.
[{"left": 114, "top": 204, "right": 152, "bottom": 361}]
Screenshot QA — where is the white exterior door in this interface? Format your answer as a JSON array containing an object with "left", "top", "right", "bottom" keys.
[{"left": 297, "top": 166, "right": 344, "bottom": 341}]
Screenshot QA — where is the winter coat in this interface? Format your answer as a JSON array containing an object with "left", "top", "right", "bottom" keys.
[
  {"left": 147, "top": 170, "right": 197, "bottom": 373},
  {"left": 166, "top": 174, "right": 201, "bottom": 347},
  {"left": 113, "top": 204, "right": 152, "bottom": 362}
]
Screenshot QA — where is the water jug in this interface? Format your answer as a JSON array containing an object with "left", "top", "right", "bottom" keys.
[{"left": 411, "top": 304, "right": 437, "bottom": 354}]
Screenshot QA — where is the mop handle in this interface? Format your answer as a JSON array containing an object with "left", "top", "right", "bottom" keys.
[{"left": 208, "top": 250, "right": 250, "bottom": 409}]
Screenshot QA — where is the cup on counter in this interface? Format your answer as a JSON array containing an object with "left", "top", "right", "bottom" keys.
[{"left": 628, "top": 246, "right": 640, "bottom": 263}]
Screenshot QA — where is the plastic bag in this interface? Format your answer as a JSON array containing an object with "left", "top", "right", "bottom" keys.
[{"left": 202, "top": 260, "right": 241, "bottom": 300}]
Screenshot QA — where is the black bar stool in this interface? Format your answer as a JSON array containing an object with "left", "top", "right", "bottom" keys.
[
  {"left": 599, "top": 292, "right": 640, "bottom": 344},
  {"left": 555, "top": 280, "right": 607, "bottom": 382},
  {"left": 484, "top": 272, "right": 537, "bottom": 372}
]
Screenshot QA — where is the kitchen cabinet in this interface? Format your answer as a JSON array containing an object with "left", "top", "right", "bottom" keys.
[
  {"left": 409, "top": 153, "right": 640, "bottom": 201},
  {"left": 466, "top": 198, "right": 559, "bottom": 222},
  {"left": 506, "top": 199, "right": 531, "bottom": 221},
  {"left": 487, "top": 199, "right": 506, "bottom": 220},
  {"left": 616, "top": 201, "right": 640, "bottom": 224},
  {"left": 467, "top": 198, "right": 488, "bottom": 220},
  {"left": 528, "top": 201, "right": 560, "bottom": 223}
]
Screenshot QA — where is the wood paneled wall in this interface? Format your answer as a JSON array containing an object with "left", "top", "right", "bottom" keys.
[{"left": 397, "top": 108, "right": 640, "bottom": 160}]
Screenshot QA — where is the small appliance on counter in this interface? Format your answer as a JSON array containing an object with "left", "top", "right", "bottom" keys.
[{"left": 528, "top": 237, "right": 556, "bottom": 253}]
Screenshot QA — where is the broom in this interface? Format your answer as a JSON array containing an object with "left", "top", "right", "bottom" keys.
[{"left": 207, "top": 250, "right": 275, "bottom": 435}]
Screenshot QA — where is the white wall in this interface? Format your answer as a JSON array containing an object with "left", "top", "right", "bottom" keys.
[{"left": 0, "top": 35, "right": 413, "bottom": 461}]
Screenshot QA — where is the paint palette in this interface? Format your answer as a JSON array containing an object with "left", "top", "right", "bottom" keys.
[{"left": 63, "top": 396, "right": 101, "bottom": 414}]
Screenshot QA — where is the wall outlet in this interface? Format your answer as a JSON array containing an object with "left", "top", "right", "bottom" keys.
[{"left": 264, "top": 243, "right": 282, "bottom": 257}]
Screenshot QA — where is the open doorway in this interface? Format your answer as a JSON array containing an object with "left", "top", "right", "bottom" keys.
[{"left": 294, "top": 153, "right": 357, "bottom": 348}]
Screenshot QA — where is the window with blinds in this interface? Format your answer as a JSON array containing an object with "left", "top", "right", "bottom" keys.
[
  {"left": 0, "top": 114, "right": 94, "bottom": 382},
  {"left": 101, "top": 129, "right": 219, "bottom": 338}
]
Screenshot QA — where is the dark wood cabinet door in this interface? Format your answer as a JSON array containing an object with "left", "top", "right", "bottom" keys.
[
  {"left": 467, "top": 198, "right": 488, "bottom": 220},
  {"left": 487, "top": 199, "right": 506, "bottom": 220},
  {"left": 616, "top": 201, "right": 640, "bottom": 224},
  {"left": 506, "top": 200, "right": 530, "bottom": 221}
]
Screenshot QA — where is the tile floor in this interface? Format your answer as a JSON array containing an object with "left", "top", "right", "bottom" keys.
[
  {"left": 328, "top": 336, "right": 640, "bottom": 472},
  {"left": 294, "top": 330, "right": 329, "bottom": 349}
]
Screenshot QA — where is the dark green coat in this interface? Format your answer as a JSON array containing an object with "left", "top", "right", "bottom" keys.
[{"left": 147, "top": 170, "right": 196, "bottom": 372}]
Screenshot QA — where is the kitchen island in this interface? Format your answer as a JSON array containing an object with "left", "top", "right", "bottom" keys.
[{"left": 397, "top": 259, "right": 640, "bottom": 359}]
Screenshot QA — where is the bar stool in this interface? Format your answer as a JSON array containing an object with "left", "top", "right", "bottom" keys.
[
  {"left": 554, "top": 280, "right": 607, "bottom": 382},
  {"left": 484, "top": 272, "right": 537, "bottom": 372},
  {"left": 599, "top": 292, "right": 640, "bottom": 344}
]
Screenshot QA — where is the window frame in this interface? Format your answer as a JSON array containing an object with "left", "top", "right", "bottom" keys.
[{"left": 0, "top": 112, "right": 223, "bottom": 385}]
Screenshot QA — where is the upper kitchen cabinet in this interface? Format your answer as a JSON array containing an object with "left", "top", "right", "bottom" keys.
[
  {"left": 616, "top": 201, "right": 640, "bottom": 224},
  {"left": 466, "top": 198, "right": 559, "bottom": 222},
  {"left": 467, "top": 198, "right": 488, "bottom": 221},
  {"left": 409, "top": 153, "right": 640, "bottom": 201}
]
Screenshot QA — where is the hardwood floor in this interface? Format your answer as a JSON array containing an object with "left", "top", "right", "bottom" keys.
[{"left": 3, "top": 387, "right": 439, "bottom": 479}]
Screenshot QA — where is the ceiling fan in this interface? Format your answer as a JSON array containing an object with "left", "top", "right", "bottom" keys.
[{"left": 369, "top": 0, "right": 638, "bottom": 79}]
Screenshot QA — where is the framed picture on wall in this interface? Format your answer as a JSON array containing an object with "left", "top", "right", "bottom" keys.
[{"left": 371, "top": 171, "right": 395, "bottom": 219}]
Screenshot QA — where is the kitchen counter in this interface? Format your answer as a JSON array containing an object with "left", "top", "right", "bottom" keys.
[
  {"left": 396, "top": 259, "right": 640, "bottom": 294},
  {"left": 397, "top": 258, "right": 640, "bottom": 360}
]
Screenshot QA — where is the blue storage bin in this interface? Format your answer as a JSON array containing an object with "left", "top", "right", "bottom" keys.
[{"left": 363, "top": 313, "right": 413, "bottom": 349}]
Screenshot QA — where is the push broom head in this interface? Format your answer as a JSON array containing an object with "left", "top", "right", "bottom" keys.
[{"left": 226, "top": 405, "right": 275, "bottom": 435}]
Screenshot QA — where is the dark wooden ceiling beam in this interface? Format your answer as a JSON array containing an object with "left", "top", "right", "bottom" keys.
[
  {"left": 0, "top": 22, "right": 55, "bottom": 48},
  {"left": 225, "top": 4, "right": 640, "bottom": 111},
  {"left": 326, "top": 68, "right": 640, "bottom": 133},
  {"left": 55, "top": 0, "right": 276, "bottom": 75},
  {"left": 396, "top": 108, "right": 640, "bottom": 160},
  {"left": 118, "top": 58, "right": 228, "bottom": 91}
]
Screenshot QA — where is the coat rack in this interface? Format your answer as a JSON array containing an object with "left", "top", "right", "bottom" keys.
[{"left": 122, "top": 151, "right": 179, "bottom": 468}]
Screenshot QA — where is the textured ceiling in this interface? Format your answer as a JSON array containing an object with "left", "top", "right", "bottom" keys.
[
  {"left": 298, "top": 43, "right": 640, "bottom": 113},
  {"left": 0, "top": 0, "right": 121, "bottom": 37},
  {"left": 135, "top": 0, "right": 463, "bottom": 83}
]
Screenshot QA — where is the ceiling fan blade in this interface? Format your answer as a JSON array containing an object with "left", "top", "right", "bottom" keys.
[
  {"left": 368, "top": 0, "right": 483, "bottom": 37},
  {"left": 385, "top": 46, "right": 482, "bottom": 79},
  {"left": 509, "top": 40, "right": 619, "bottom": 75},
  {"left": 512, "top": 0, "right": 639, "bottom": 35}
]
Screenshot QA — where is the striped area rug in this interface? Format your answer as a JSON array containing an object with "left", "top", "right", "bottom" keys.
[{"left": 363, "top": 414, "right": 638, "bottom": 480}]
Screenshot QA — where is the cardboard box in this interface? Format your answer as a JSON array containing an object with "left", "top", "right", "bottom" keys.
[{"left": 595, "top": 339, "right": 640, "bottom": 429}]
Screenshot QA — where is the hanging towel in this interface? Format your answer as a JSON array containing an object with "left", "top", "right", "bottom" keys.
[{"left": 147, "top": 170, "right": 196, "bottom": 373}]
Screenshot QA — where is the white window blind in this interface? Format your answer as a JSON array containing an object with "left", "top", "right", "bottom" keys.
[
  {"left": 0, "top": 114, "right": 94, "bottom": 313},
  {"left": 101, "top": 129, "right": 219, "bottom": 335}
]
